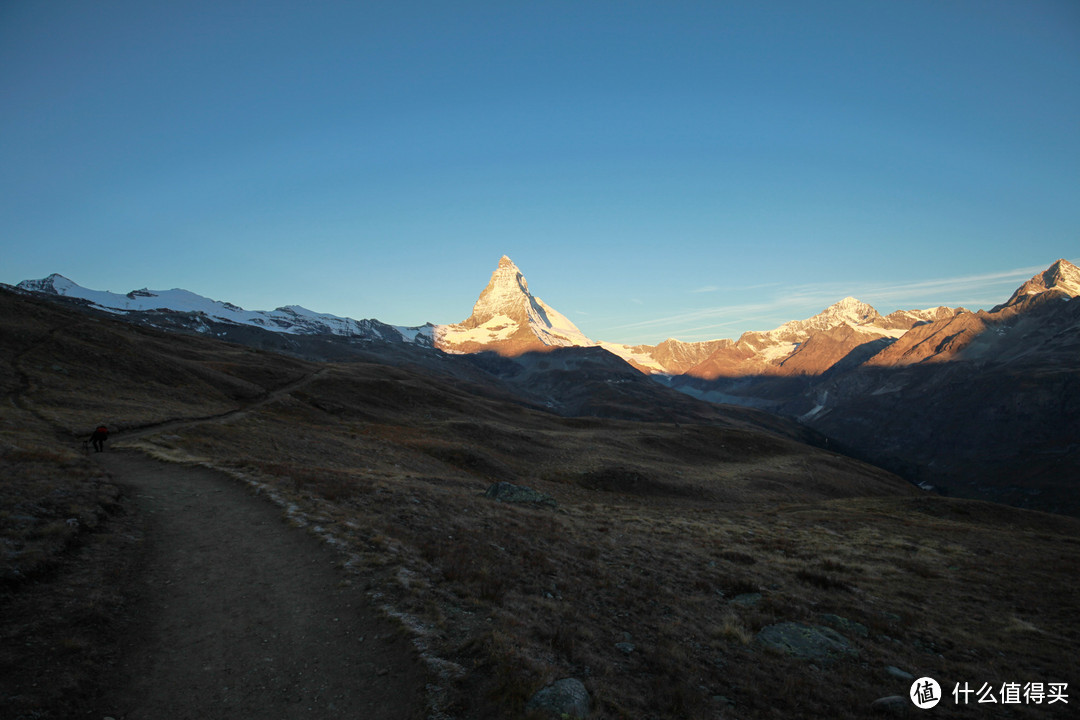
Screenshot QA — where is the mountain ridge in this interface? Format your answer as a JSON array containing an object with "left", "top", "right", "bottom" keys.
[
  {"left": 13, "top": 258, "right": 1079, "bottom": 380},
  {"left": 10, "top": 256, "right": 1080, "bottom": 513},
  {"left": 15, "top": 272, "right": 435, "bottom": 346}
]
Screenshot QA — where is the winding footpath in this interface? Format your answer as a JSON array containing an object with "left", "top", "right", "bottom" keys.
[
  {"left": 9, "top": 321, "right": 428, "bottom": 716},
  {"left": 97, "top": 451, "right": 426, "bottom": 720}
]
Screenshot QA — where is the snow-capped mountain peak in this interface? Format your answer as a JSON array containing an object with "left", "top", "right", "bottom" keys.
[
  {"left": 999, "top": 258, "right": 1080, "bottom": 308},
  {"left": 14, "top": 274, "right": 433, "bottom": 345},
  {"left": 1049, "top": 258, "right": 1080, "bottom": 294},
  {"left": 1036, "top": 258, "right": 1080, "bottom": 294},
  {"left": 435, "top": 256, "right": 594, "bottom": 355},
  {"left": 753, "top": 296, "right": 883, "bottom": 346},
  {"left": 461, "top": 255, "right": 535, "bottom": 329},
  {"left": 820, "top": 296, "right": 881, "bottom": 325},
  {"left": 16, "top": 273, "right": 79, "bottom": 295}
]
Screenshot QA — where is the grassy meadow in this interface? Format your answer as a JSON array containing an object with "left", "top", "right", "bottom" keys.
[{"left": 3, "top": 288, "right": 1078, "bottom": 719}]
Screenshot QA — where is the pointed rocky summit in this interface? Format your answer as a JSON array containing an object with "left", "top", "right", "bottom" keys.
[
  {"left": 460, "top": 256, "right": 540, "bottom": 330},
  {"left": 435, "top": 256, "right": 594, "bottom": 356},
  {"left": 997, "top": 258, "right": 1080, "bottom": 310}
]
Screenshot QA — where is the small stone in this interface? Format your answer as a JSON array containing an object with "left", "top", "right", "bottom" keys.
[
  {"left": 885, "top": 665, "right": 915, "bottom": 681},
  {"left": 819, "top": 613, "right": 869, "bottom": 638},
  {"left": 525, "top": 678, "right": 591, "bottom": 719},
  {"left": 615, "top": 642, "right": 635, "bottom": 654},
  {"left": 729, "top": 592, "right": 762, "bottom": 607},
  {"left": 483, "top": 481, "right": 557, "bottom": 507},
  {"left": 871, "top": 695, "right": 907, "bottom": 714}
]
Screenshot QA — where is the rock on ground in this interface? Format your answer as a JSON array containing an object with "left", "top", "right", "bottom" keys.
[
  {"left": 755, "top": 621, "right": 857, "bottom": 662},
  {"left": 819, "top": 612, "right": 869, "bottom": 638},
  {"left": 871, "top": 694, "right": 909, "bottom": 714},
  {"left": 483, "top": 481, "right": 557, "bottom": 507},
  {"left": 885, "top": 665, "right": 915, "bottom": 681},
  {"left": 525, "top": 678, "right": 591, "bottom": 718}
]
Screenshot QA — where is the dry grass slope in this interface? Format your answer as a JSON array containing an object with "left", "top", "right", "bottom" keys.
[{"left": 2, "top": 287, "right": 1078, "bottom": 719}]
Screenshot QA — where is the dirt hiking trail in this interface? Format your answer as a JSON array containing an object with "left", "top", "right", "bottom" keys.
[{"left": 96, "top": 451, "right": 426, "bottom": 720}]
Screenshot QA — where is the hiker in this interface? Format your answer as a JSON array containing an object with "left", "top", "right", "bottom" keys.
[{"left": 88, "top": 425, "right": 109, "bottom": 453}]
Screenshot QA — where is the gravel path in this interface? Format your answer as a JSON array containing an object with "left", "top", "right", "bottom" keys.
[{"left": 98, "top": 451, "right": 426, "bottom": 720}]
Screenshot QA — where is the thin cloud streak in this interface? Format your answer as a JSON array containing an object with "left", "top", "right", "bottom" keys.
[
  {"left": 834, "top": 263, "right": 1058, "bottom": 305},
  {"left": 692, "top": 281, "right": 785, "bottom": 294},
  {"left": 608, "top": 301, "right": 785, "bottom": 332}
]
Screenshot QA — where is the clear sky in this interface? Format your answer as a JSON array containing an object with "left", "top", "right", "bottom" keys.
[{"left": 2, "top": 1, "right": 1078, "bottom": 344}]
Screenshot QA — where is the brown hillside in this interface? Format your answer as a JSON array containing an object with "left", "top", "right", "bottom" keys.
[
  {"left": 3, "top": 287, "right": 1078, "bottom": 719},
  {"left": 865, "top": 311, "right": 989, "bottom": 367}
]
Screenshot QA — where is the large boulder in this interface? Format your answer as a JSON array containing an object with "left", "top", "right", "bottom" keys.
[{"left": 525, "top": 678, "right": 590, "bottom": 718}]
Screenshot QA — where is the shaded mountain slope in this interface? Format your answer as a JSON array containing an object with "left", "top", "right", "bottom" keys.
[
  {"left": 10, "top": 257, "right": 1079, "bottom": 518},
  {"left": 1, "top": 284, "right": 908, "bottom": 506},
  {"left": 4, "top": 285, "right": 1079, "bottom": 720},
  {"left": 785, "top": 290, "right": 1080, "bottom": 514},
  {"left": 3, "top": 282, "right": 826, "bottom": 446},
  {"left": 671, "top": 262, "right": 1080, "bottom": 514}
]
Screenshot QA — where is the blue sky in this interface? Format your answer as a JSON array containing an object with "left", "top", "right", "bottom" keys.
[{"left": 2, "top": 1, "right": 1077, "bottom": 343}]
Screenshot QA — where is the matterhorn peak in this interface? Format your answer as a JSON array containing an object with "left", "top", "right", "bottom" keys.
[
  {"left": 461, "top": 255, "right": 534, "bottom": 330},
  {"left": 434, "top": 256, "right": 594, "bottom": 356}
]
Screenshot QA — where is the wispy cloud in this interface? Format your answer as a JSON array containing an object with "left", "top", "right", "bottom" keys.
[
  {"left": 607, "top": 300, "right": 794, "bottom": 334},
  {"left": 841, "top": 264, "right": 1055, "bottom": 305},
  {"left": 692, "top": 281, "right": 784, "bottom": 294}
]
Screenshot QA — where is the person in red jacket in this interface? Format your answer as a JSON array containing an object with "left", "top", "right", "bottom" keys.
[{"left": 88, "top": 425, "right": 109, "bottom": 452}]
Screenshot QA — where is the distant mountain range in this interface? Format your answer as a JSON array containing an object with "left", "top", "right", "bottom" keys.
[
  {"left": 435, "top": 255, "right": 1080, "bottom": 381},
  {"left": 15, "top": 272, "right": 436, "bottom": 346},
  {"left": 11, "top": 256, "right": 1080, "bottom": 513},
  {"left": 17, "top": 256, "right": 1079, "bottom": 378}
]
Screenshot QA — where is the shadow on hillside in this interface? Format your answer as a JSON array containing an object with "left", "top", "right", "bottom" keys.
[{"left": 667, "top": 347, "right": 1080, "bottom": 516}]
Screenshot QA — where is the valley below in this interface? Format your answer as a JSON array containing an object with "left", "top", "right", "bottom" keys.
[{"left": 3, "top": 286, "right": 1079, "bottom": 719}]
